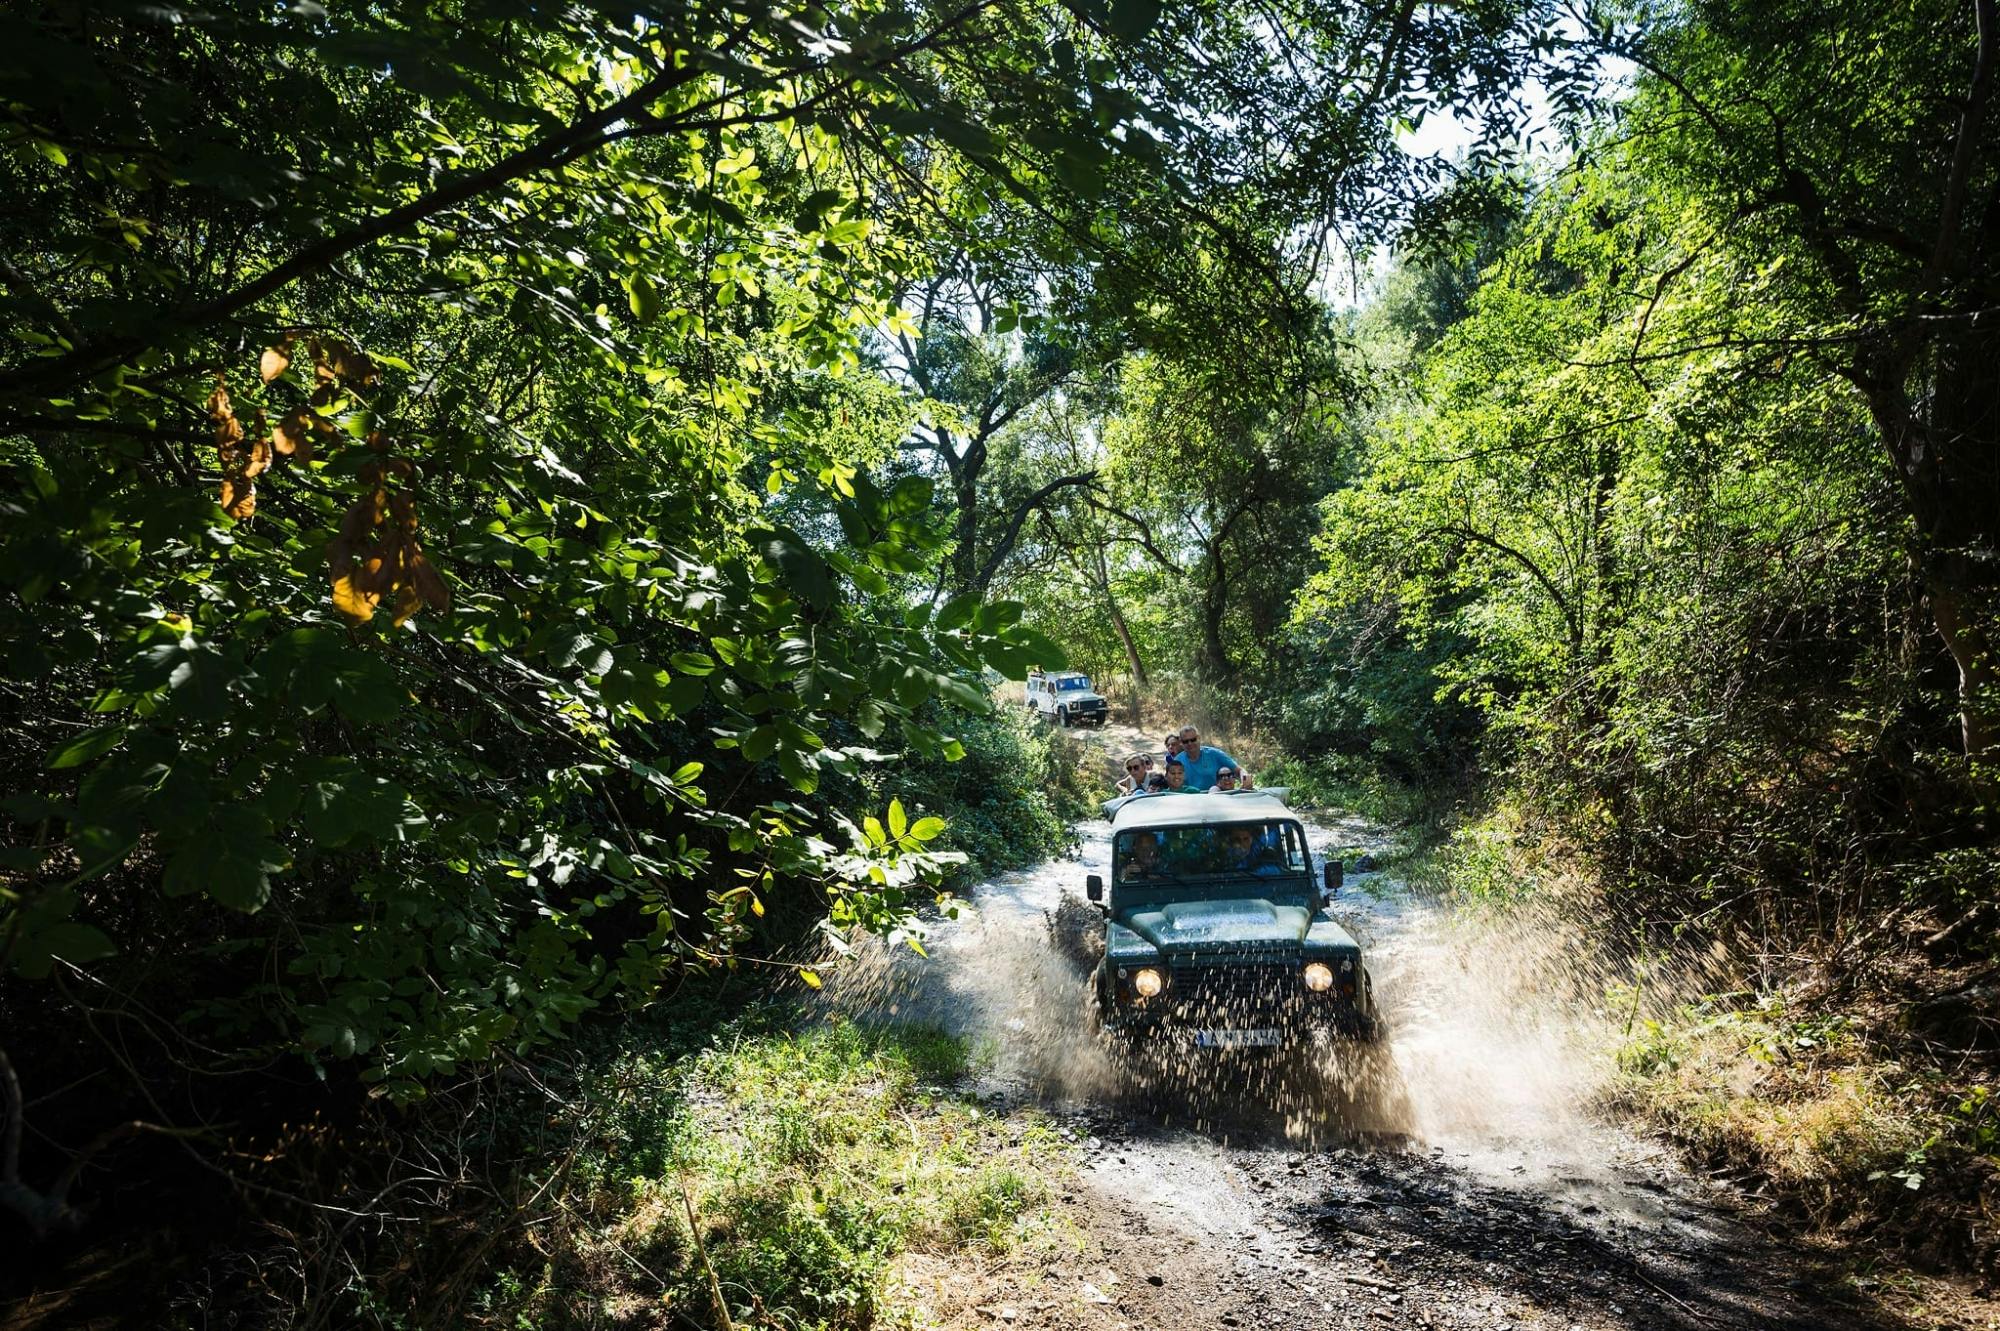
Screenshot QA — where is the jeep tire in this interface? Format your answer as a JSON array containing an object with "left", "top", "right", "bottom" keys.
[{"left": 1056, "top": 705, "right": 1070, "bottom": 727}]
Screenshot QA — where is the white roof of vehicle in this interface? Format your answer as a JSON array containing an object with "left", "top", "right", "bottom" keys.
[{"left": 1106, "top": 789, "right": 1294, "bottom": 831}]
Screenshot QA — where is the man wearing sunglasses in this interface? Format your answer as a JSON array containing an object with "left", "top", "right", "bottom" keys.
[{"left": 1175, "top": 726, "right": 1241, "bottom": 793}]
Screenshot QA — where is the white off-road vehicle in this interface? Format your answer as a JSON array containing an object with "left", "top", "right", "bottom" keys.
[{"left": 1025, "top": 670, "right": 1109, "bottom": 727}]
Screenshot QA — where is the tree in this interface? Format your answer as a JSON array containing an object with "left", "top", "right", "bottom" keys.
[
  {"left": 1095, "top": 351, "right": 1345, "bottom": 682},
  {"left": 883, "top": 250, "right": 1101, "bottom": 594},
  {"left": 1592, "top": 0, "right": 2000, "bottom": 758}
]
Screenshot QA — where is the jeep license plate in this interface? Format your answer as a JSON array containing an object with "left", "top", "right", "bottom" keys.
[{"left": 1194, "top": 1028, "right": 1282, "bottom": 1049}]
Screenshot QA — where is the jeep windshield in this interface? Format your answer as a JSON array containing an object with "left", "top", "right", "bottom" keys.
[
  {"left": 1111, "top": 820, "right": 1311, "bottom": 905},
  {"left": 1054, "top": 675, "right": 1093, "bottom": 692}
]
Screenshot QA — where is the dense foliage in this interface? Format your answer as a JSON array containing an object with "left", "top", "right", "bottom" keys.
[{"left": 0, "top": 0, "right": 1586, "bottom": 1298}]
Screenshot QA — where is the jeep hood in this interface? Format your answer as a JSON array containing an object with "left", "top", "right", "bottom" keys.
[{"left": 1119, "top": 898, "right": 1313, "bottom": 951}]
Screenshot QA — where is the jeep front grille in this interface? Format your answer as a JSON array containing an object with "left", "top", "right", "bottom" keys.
[{"left": 1164, "top": 962, "right": 1301, "bottom": 1018}]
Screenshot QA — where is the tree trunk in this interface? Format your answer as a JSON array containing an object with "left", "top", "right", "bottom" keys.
[
  {"left": 1085, "top": 542, "right": 1147, "bottom": 686},
  {"left": 1861, "top": 331, "right": 2000, "bottom": 760},
  {"left": 1197, "top": 543, "right": 1233, "bottom": 681},
  {"left": 1931, "top": 575, "right": 1997, "bottom": 757},
  {"left": 949, "top": 471, "right": 980, "bottom": 592}
]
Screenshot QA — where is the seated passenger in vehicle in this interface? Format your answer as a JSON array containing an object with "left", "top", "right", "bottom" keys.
[
  {"left": 1117, "top": 754, "right": 1153, "bottom": 795},
  {"left": 1208, "top": 755, "right": 1256, "bottom": 787},
  {"left": 1163, "top": 758, "right": 1188, "bottom": 791},
  {"left": 1175, "top": 727, "right": 1240, "bottom": 792},
  {"left": 1144, "top": 773, "right": 1169, "bottom": 792},
  {"left": 1223, "top": 825, "right": 1284, "bottom": 876},
  {"left": 1119, "top": 830, "right": 1164, "bottom": 879},
  {"left": 1164, "top": 732, "right": 1184, "bottom": 763}
]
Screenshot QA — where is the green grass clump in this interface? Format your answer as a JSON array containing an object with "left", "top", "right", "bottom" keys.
[
  {"left": 1608, "top": 990, "right": 1970, "bottom": 1227},
  {"left": 469, "top": 1010, "right": 1068, "bottom": 1330}
]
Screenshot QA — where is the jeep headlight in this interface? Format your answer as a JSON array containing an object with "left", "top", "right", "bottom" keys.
[
  {"left": 1132, "top": 967, "right": 1164, "bottom": 998},
  {"left": 1303, "top": 962, "right": 1335, "bottom": 992}
]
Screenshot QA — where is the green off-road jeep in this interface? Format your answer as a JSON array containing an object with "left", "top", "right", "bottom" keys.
[{"left": 1083, "top": 791, "right": 1379, "bottom": 1051}]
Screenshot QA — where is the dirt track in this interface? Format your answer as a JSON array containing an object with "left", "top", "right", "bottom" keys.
[{"left": 849, "top": 722, "right": 1991, "bottom": 1331}]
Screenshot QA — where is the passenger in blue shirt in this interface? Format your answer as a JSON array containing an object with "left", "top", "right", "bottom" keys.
[{"left": 1174, "top": 727, "right": 1240, "bottom": 792}]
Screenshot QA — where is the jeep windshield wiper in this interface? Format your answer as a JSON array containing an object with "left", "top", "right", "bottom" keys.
[{"left": 1123, "top": 867, "right": 1196, "bottom": 892}]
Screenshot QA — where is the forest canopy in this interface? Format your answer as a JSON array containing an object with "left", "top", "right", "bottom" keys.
[{"left": 0, "top": 0, "right": 1571, "bottom": 1108}]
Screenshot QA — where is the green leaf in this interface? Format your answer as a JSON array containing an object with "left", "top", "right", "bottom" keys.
[
  {"left": 664, "top": 673, "right": 706, "bottom": 713},
  {"left": 627, "top": 274, "right": 661, "bottom": 323},
  {"left": 936, "top": 591, "right": 982, "bottom": 632},
  {"left": 910, "top": 816, "right": 946, "bottom": 842},
  {"left": 741, "top": 725, "right": 780, "bottom": 762},
  {"left": 330, "top": 651, "right": 407, "bottom": 724},
  {"left": 1107, "top": 0, "right": 1164, "bottom": 41},
  {"left": 776, "top": 748, "right": 818, "bottom": 793},
  {"left": 751, "top": 526, "right": 835, "bottom": 611},
  {"left": 300, "top": 762, "right": 410, "bottom": 848},
  {"left": 9, "top": 919, "right": 117, "bottom": 979},
  {"left": 162, "top": 809, "right": 288, "bottom": 911},
  {"left": 47, "top": 725, "right": 125, "bottom": 770},
  {"left": 887, "top": 798, "right": 907, "bottom": 839},
  {"left": 37, "top": 921, "right": 116, "bottom": 965}
]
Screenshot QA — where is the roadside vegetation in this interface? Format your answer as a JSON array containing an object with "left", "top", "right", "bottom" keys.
[{"left": 461, "top": 1010, "right": 1072, "bottom": 1331}]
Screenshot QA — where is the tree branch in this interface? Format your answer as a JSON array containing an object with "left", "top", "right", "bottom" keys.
[
  {"left": 973, "top": 471, "right": 1097, "bottom": 590},
  {"left": 1932, "top": 0, "right": 1997, "bottom": 280},
  {"left": 1089, "top": 496, "right": 1184, "bottom": 573},
  {"left": 1432, "top": 522, "right": 1581, "bottom": 647}
]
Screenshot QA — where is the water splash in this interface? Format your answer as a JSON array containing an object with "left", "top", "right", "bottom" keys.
[{"left": 815, "top": 801, "right": 1661, "bottom": 1196}]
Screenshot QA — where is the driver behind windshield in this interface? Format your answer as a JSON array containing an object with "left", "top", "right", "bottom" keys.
[{"left": 1118, "top": 831, "right": 1164, "bottom": 880}]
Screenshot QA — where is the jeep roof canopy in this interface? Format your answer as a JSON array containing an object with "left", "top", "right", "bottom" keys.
[{"left": 1109, "top": 790, "right": 1294, "bottom": 831}]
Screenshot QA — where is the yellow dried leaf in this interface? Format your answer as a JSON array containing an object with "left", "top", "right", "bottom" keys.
[
  {"left": 798, "top": 968, "right": 823, "bottom": 990},
  {"left": 313, "top": 336, "right": 376, "bottom": 386},
  {"left": 220, "top": 477, "right": 255, "bottom": 520},
  {"left": 355, "top": 553, "right": 394, "bottom": 597},
  {"left": 338, "top": 493, "right": 381, "bottom": 545},
  {"left": 259, "top": 345, "right": 291, "bottom": 382},
  {"left": 410, "top": 553, "right": 450, "bottom": 612},
  {"left": 331, "top": 572, "right": 376, "bottom": 624},
  {"left": 273, "top": 407, "right": 312, "bottom": 459},
  {"left": 242, "top": 432, "right": 271, "bottom": 480},
  {"left": 390, "top": 581, "right": 424, "bottom": 627}
]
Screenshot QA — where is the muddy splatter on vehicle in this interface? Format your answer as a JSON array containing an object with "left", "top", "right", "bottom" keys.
[{"left": 1079, "top": 791, "right": 1380, "bottom": 1052}]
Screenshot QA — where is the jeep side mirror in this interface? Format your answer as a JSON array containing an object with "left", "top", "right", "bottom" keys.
[
  {"left": 1323, "top": 860, "right": 1342, "bottom": 900},
  {"left": 1086, "top": 874, "right": 1104, "bottom": 903}
]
